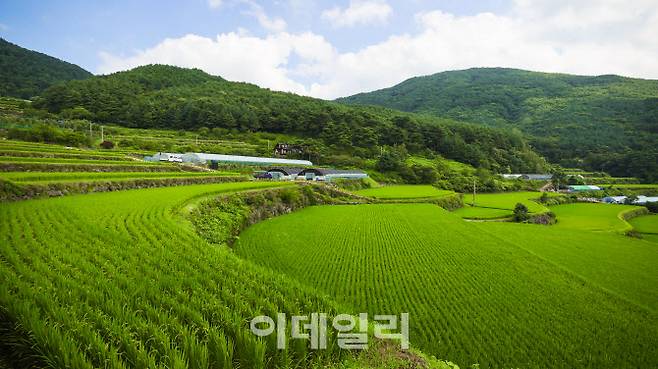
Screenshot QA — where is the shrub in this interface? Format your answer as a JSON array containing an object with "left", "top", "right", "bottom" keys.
[{"left": 513, "top": 203, "right": 530, "bottom": 222}]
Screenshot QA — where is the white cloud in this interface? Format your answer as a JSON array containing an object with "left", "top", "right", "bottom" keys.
[
  {"left": 208, "top": 0, "right": 222, "bottom": 9},
  {"left": 99, "top": 0, "right": 658, "bottom": 99},
  {"left": 322, "top": 0, "right": 393, "bottom": 27},
  {"left": 98, "top": 32, "right": 335, "bottom": 95},
  {"left": 241, "top": 0, "right": 287, "bottom": 32},
  {"left": 0, "top": 23, "right": 9, "bottom": 31}
]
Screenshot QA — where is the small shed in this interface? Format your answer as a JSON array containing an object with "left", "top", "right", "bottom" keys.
[
  {"left": 297, "top": 168, "right": 368, "bottom": 181},
  {"left": 266, "top": 167, "right": 304, "bottom": 180},
  {"left": 602, "top": 196, "right": 627, "bottom": 204}
]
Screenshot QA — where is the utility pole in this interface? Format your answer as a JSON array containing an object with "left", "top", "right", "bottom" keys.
[
  {"left": 268, "top": 140, "right": 270, "bottom": 152},
  {"left": 101, "top": 126, "right": 104, "bottom": 142},
  {"left": 89, "top": 122, "right": 93, "bottom": 138},
  {"left": 473, "top": 178, "right": 477, "bottom": 206}
]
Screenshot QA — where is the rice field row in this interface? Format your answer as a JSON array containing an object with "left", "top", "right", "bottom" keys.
[
  {"left": 0, "top": 171, "right": 239, "bottom": 184},
  {"left": 354, "top": 185, "right": 454, "bottom": 199},
  {"left": 0, "top": 140, "right": 138, "bottom": 156},
  {"left": 0, "top": 156, "right": 160, "bottom": 165},
  {"left": 235, "top": 204, "right": 658, "bottom": 369},
  {"left": 0, "top": 181, "right": 355, "bottom": 369},
  {"left": 0, "top": 149, "right": 131, "bottom": 160},
  {"left": 598, "top": 183, "right": 658, "bottom": 189}
]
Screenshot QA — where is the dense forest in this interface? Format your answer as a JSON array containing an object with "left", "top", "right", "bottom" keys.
[
  {"left": 0, "top": 38, "right": 92, "bottom": 99},
  {"left": 33, "top": 64, "right": 547, "bottom": 174},
  {"left": 338, "top": 68, "right": 658, "bottom": 181}
]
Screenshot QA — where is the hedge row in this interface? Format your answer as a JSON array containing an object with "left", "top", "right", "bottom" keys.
[{"left": 190, "top": 184, "right": 372, "bottom": 246}]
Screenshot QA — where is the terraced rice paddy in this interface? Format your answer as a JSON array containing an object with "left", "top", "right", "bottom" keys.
[
  {"left": 0, "top": 156, "right": 163, "bottom": 165},
  {"left": 235, "top": 203, "right": 658, "bottom": 369},
  {"left": 598, "top": 183, "right": 658, "bottom": 189},
  {"left": 454, "top": 191, "right": 558, "bottom": 219},
  {"left": 629, "top": 214, "right": 658, "bottom": 243},
  {"left": 0, "top": 140, "right": 141, "bottom": 156},
  {"left": 550, "top": 203, "right": 640, "bottom": 232},
  {"left": 0, "top": 181, "right": 357, "bottom": 369},
  {"left": 0, "top": 171, "right": 240, "bottom": 184},
  {"left": 355, "top": 185, "right": 454, "bottom": 199},
  {"left": 0, "top": 140, "right": 188, "bottom": 174}
]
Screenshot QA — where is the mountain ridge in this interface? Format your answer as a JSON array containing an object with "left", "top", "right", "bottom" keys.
[
  {"left": 31, "top": 64, "right": 548, "bottom": 174},
  {"left": 337, "top": 67, "right": 658, "bottom": 180},
  {"left": 0, "top": 38, "right": 92, "bottom": 99}
]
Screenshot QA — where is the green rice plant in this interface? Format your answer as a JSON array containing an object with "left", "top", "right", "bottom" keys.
[
  {"left": 629, "top": 214, "right": 658, "bottom": 234},
  {"left": 0, "top": 181, "right": 355, "bottom": 369},
  {"left": 455, "top": 191, "right": 562, "bottom": 219},
  {"left": 355, "top": 185, "right": 454, "bottom": 199},
  {"left": 550, "top": 203, "right": 643, "bottom": 232},
  {"left": 0, "top": 171, "right": 238, "bottom": 183},
  {"left": 235, "top": 203, "right": 658, "bottom": 369},
  {"left": 0, "top": 156, "right": 157, "bottom": 165}
]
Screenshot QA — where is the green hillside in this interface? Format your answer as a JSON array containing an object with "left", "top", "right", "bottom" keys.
[
  {"left": 31, "top": 64, "right": 547, "bottom": 174},
  {"left": 0, "top": 38, "right": 92, "bottom": 99},
  {"left": 337, "top": 68, "right": 658, "bottom": 181}
]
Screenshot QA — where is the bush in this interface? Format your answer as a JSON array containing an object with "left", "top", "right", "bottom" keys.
[
  {"left": 333, "top": 178, "right": 373, "bottom": 191},
  {"left": 513, "top": 203, "right": 530, "bottom": 222}
]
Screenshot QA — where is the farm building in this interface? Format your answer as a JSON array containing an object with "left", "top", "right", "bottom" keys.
[
  {"left": 180, "top": 153, "right": 312, "bottom": 166},
  {"left": 147, "top": 152, "right": 184, "bottom": 162},
  {"left": 602, "top": 196, "right": 627, "bottom": 204},
  {"left": 274, "top": 143, "right": 304, "bottom": 156},
  {"left": 266, "top": 167, "right": 304, "bottom": 180},
  {"left": 501, "top": 174, "right": 553, "bottom": 181},
  {"left": 568, "top": 185, "right": 602, "bottom": 192},
  {"left": 297, "top": 168, "right": 368, "bottom": 181}
]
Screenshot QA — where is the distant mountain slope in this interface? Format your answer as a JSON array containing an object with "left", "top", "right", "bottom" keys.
[
  {"left": 0, "top": 38, "right": 92, "bottom": 99},
  {"left": 33, "top": 64, "right": 547, "bottom": 173},
  {"left": 338, "top": 68, "right": 658, "bottom": 180}
]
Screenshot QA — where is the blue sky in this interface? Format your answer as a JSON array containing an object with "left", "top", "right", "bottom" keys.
[{"left": 1, "top": 0, "right": 657, "bottom": 99}]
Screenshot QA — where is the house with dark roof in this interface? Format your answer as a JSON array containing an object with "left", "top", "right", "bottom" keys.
[{"left": 297, "top": 168, "right": 368, "bottom": 181}]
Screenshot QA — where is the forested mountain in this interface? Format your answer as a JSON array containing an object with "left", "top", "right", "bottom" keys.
[
  {"left": 33, "top": 64, "right": 547, "bottom": 173},
  {"left": 338, "top": 68, "right": 658, "bottom": 181},
  {"left": 0, "top": 38, "right": 92, "bottom": 99}
]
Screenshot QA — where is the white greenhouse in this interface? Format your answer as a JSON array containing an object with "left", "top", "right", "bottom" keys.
[{"left": 181, "top": 153, "right": 312, "bottom": 166}]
